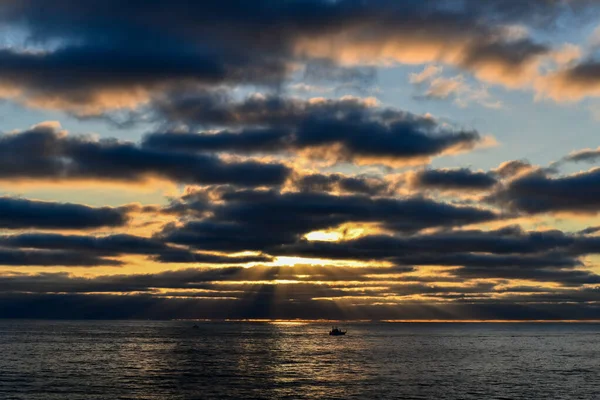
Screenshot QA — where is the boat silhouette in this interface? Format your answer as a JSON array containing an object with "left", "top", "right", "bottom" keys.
[{"left": 329, "top": 326, "right": 346, "bottom": 336}]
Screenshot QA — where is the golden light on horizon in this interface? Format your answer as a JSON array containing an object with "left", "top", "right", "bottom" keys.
[{"left": 272, "top": 256, "right": 372, "bottom": 267}]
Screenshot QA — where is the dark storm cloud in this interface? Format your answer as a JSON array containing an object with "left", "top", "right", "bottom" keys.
[
  {"left": 3, "top": 292, "right": 600, "bottom": 320},
  {"left": 0, "top": 0, "right": 564, "bottom": 113},
  {"left": 143, "top": 127, "right": 289, "bottom": 155},
  {"left": 0, "top": 249, "right": 120, "bottom": 267},
  {"left": 270, "top": 226, "right": 600, "bottom": 285},
  {"left": 0, "top": 233, "right": 273, "bottom": 265},
  {"left": 460, "top": 0, "right": 596, "bottom": 22},
  {"left": 143, "top": 96, "right": 483, "bottom": 165},
  {"left": 482, "top": 286, "right": 600, "bottom": 304},
  {"left": 152, "top": 251, "right": 272, "bottom": 264},
  {"left": 453, "top": 266, "right": 600, "bottom": 285},
  {"left": 146, "top": 92, "right": 388, "bottom": 128},
  {"left": 412, "top": 168, "right": 498, "bottom": 191},
  {"left": 0, "top": 268, "right": 515, "bottom": 305},
  {"left": 0, "top": 233, "right": 170, "bottom": 255},
  {"left": 488, "top": 168, "right": 600, "bottom": 214},
  {"left": 276, "top": 245, "right": 600, "bottom": 285},
  {"left": 0, "top": 197, "right": 128, "bottom": 230},
  {"left": 0, "top": 265, "right": 413, "bottom": 295},
  {"left": 0, "top": 276, "right": 497, "bottom": 304},
  {"left": 274, "top": 227, "right": 575, "bottom": 260},
  {"left": 294, "top": 173, "right": 394, "bottom": 196},
  {"left": 2, "top": 257, "right": 600, "bottom": 319},
  {"left": 392, "top": 252, "right": 579, "bottom": 269},
  {"left": 577, "top": 226, "right": 600, "bottom": 235},
  {"left": 2, "top": 0, "right": 585, "bottom": 41},
  {"left": 158, "top": 189, "right": 498, "bottom": 252},
  {"left": 0, "top": 46, "right": 287, "bottom": 113},
  {"left": 0, "top": 124, "right": 290, "bottom": 187}
]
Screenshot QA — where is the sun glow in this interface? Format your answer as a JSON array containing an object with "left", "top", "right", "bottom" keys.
[
  {"left": 305, "top": 230, "right": 343, "bottom": 241},
  {"left": 272, "top": 256, "right": 373, "bottom": 267}
]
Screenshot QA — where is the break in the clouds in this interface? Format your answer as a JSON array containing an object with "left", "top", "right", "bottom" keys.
[{"left": 1, "top": 1, "right": 600, "bottom": 320}]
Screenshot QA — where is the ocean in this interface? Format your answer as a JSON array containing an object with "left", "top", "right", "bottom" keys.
[{"left": 1, "top": 320, "right": 599, "bottom": 399}]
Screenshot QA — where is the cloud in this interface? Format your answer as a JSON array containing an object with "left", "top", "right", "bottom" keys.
[
  {"left": 409, "top": 168, "right": 498, "bottom": 192},
  {"left": 536, "top": 60, "right": 600, "bottom": 102},
  {"left": 271, "top": 225, "right": 600, "bottom": 285},
  {"left": 0, "top": 197, "right": 128, "bottom": 230},
  {"left": 494, "top": 160, "right": 535, "bottom": 178},
  {"left": 152, "top": 251, "right": 272, "bottom": 264},
  {"left": 0, "top": 40, "right": 287, "bottom": 116},
  {"left": 158, "top": 189, "right": 499, "bottom": 252},
  {"left": 0, "top": 262, "right": 590, "bottom": 300},
  {"left": 562, "top": 147, "right": 600, "bottom": 163},
  {"left": 147, "top": 92, "right": 381, "bottom": 128},
  {"left": 409, "top": 65, "right": 443, "bottom": 84},
  {"left": 0, "top": 233, "right": 171, "bottom": 255},
  {"left": 293, "top": 6, "right": 550, "bottom": 88},
  {"left": 0, "top": 122, "right": 290, "bottom": 187},
  {"left": 0, "top": 0, "right": 579, "bottom": 113},
  {"left": 420, "top": 76, "right": 466, "bottom": 100},
  {"left": 451, "top": 265, "right": 600, "bottom": 285},
  {"left": 3, "top": 285, "right": 600, "bottom": 320},
  {"left": 0, "top": 250, "right": 121, "bottom": 267},
  {"left": 276, "top": 226, "right": 576, "bottom": 259},
  {"left": 292, "top": 173, "right": 395, "bottom": 196},
  {"left": 410, "top": 65, "right": 503, "bottom": 108},
  {"left": 303, "top": 58, "right": 377, "bottom": 92},
  {"left": 488, "top": 168, "right": 600, "bottom": 214},
  {"left": 143, "top": 95, "right": 485, "bottom": 167},
  {"left": 577, "top": 226, "right": 600, "bottom": 235},
  {"left": 589, "top": 25, "right": 600, "bottom": 49},
  {"left": 0, "top": 233, "right": 273, "bottom": 265},
  {"left": 0, "top": 265, "right": 413, "bottom": 294}
]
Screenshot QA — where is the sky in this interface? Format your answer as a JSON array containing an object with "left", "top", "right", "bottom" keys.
[{"left": 2, "top": 0, "right": 600, "bottom": 320}]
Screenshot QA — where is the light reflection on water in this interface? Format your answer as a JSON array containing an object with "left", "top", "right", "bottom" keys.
[{"left": 1, "top": 320, "right": 599, "bottom": 399}]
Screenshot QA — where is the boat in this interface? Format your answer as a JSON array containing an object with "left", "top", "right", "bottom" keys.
[{"left": 329, "top": 326, "right": 347, "bottom": 336}]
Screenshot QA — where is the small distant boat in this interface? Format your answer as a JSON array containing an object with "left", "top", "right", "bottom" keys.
[
  {"left": 329, "top": 326, "right": 346, "bottom": 336},
  {"left": 192, "top": 324, "right": 199, "bottom": 329}
]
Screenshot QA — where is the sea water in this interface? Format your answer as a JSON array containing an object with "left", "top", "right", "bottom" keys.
[{"left": 1, "top": 321, "right": 599, "bottom": 399}]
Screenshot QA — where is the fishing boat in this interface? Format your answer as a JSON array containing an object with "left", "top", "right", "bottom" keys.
[{"left": 329, "top": 327, "right": 346, "bottom": 336}]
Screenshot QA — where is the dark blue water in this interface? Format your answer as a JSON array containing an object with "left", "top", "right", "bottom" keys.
[{"left": 1, "top": 321, "right": 599, "bottom": 399}]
